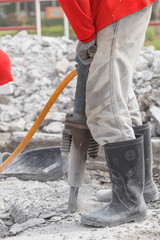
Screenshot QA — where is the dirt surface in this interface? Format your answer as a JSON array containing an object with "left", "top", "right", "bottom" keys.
[{"left": 0, "top": 169, "right": 159, "bottom": 240}]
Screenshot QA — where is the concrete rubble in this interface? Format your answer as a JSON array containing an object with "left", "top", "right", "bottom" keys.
[
  {"left": 0, "top": 31, "right": 160, "bottom": 170},
  {"left": 0, "top": 33, "right": 159, "bottom": 138},
  {"left": 9, "top": 218, "right": 46, "bottom": 235},
  {"left": 0, "top": 32, "right": 160, "bottom": 239},
  {"left": 0, "top": 219, "right": 8, "bottom": 238},
  {"left": 0, "top": 31, "right": 77, "bottom": 153}
]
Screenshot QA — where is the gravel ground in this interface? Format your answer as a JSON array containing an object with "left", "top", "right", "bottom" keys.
[{"left": 0, "top": 169, "right": 159, "bottom": 240}]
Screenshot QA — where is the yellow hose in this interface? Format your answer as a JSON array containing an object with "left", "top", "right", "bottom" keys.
[{"left": 0, "top": 69, "right": 77, "bottom": 173}]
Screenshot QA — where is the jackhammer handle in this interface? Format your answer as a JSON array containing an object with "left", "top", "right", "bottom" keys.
[{"left": 87, "top": 45, "right": 97, "bottom": 58}]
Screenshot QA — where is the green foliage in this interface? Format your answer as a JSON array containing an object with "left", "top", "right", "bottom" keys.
[
  {"left": 28, "top": 24, "right": 76, "bottom": 40},
  {"left": 41, "top": 18, "right": 64, "bottom": 27},
  {"left": 0, "top": 23, "right": 159, "bottom": 49},
  {"left": 0, "top": 16, "right": 77, "bottom": 39},
  {"left": 42, "top": 25, "right": 64, "bottom": 37},
  {"left": 25, "top": 17, "right": 64, "bottom": 26},
  {"left": 145, "top": 26, "right": 160, "bottom": 50},
  {"left": 24, "top": 17, "right": 35, "bottom": 26},
  {"left": 0, "top": 15, "right": 21, "bottom": 27},
  {"left": 0, "top": 30, "right": 18, "bottom": 37},
  {"left": 1, "top": 3, "right": 16, "bottom": 15},
  {"left": 145, "top": 26, "right": 155, "bottom": 42}
]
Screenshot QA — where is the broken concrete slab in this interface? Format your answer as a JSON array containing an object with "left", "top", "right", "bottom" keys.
[
  {"left": 56, "top": 58, "right": 69, "bottom": 75},
  {"left": 41, "top": 111, "right": 66, "bottom": 126},
  {"left": 149, "top": 106, "right": 160, "bottom": 124},
  {"left": 149, "top": 106, "right": 160, "bottom": 135},
  {"left": 12, "top": 131, "right": 62, "bottom": 145},
  {"left": 1, "top": 131, "right": 62, "bottom": 153},
  {"left": 0, "top": 212, "right": 14, "bottom": 227},
  {"left": 9, "top": 204, "right": 26, "bottom": 224},
  {"left": 0, "top": 84, "right": 13, "bottom": 95},
  {"left": 9, "top": 218, "right": 45, "bottom": 235},
  {"left": 42, "top": 121, "right": 64, "bottom": 133},
  {"left": 9, "top": 204, "right": 41, "bottom": 224},
  {"left": 0, "top": 119, "right": 25, "bottom": 132},
  {"left": 27, "top": 207, "right": 41, "bottom": 221},
  {"left": 0, "top": 132, "right": 11, "bottom": 151},
  {"left": 0, "top": 219, "right": 8, "bottom": 238}
]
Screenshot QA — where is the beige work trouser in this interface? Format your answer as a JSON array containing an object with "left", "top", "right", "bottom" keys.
[{"left": 86, "top": 6, "right": 152, "bottom": 145}]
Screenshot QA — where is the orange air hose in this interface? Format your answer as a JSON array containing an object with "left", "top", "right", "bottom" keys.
[{"left": 0, "top": 69, "right": 77, "bottom": 173}]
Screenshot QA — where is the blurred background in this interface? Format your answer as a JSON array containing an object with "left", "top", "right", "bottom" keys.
[{"left": 0, "top": 0, "right": 160, "bottom": 48}]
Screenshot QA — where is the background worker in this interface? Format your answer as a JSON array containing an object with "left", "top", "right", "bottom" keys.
[
  {"left": 0, "top": 49, "right": 14, "bottom": 86},
  {"left": 58, "top": 0, "right": 158, "bottom": 227}
]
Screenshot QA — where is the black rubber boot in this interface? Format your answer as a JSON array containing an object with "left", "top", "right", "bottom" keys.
[
  {"left": 96, "top": 122, "right": 159, "bottom": 203},
  {"left": 133, "top": 122, "right": 158, "bottom": 202},
  {"left": 81, "top": 135, "right": 147, "bottom": 227}
]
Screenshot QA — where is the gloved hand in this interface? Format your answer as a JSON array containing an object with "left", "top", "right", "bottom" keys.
[{"left": 76, "top": 39, "right": 97, "bottom": 65}]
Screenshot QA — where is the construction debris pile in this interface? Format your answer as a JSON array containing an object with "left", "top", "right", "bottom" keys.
[
  {"left": 0, "top": 31, "right": 77, "bottom": 152},
  {"left": 133, "top": 46, "right": 160, "bottom": 136},
  {"left": 0, "top": 31, "right": 160, "bottom": 152},
  {"left": 0, "top": 32, "right": 160, "bottom": 239}
]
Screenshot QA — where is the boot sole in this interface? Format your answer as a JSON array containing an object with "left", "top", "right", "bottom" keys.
[
  {"left": 144, "top": 192, "right": 159, "bottom": 203},
  {"left": 97, "top": 192, "right": 159, "bottom": 204},
  {"left": 81, "top": 212, "right": 147, "bottom": 228}
]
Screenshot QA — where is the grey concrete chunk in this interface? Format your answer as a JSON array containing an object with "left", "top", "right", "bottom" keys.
[
  {"left": 42, "top": 121, "right": 64, "bottom": 133},
  {"left": 0, "top": 84, "right": 13, "bottom": 95},
  {"left": 136, "top": 56, "right": 149, "bottom": 71},
  {"left": 149, "top": 106, "right": 160, "bottom": 124},
  {"left": 9, "top": 204, "right": 26, "bottom": 224},
  {"left": 56, "top": 58, "right": 69, "bottom": 74},
  {"left": 0, "top": 219, "right": 8, "bottom": 238},
  {"left": 27, "top": 207, "right": 41, "bottom": 220},
  {"left": 42, "top": 111, "right": 66, "bottom": 125},
  {"left": 9, "top": 218, "right": 45, "bottom": 235}
]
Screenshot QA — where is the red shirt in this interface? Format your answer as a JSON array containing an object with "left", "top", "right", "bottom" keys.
[
  {"left": 58, "top": 0, "right": 156, "bottom": 42},
  {"left": 0, "top": 49, "right": 14, "bottom": 86}
]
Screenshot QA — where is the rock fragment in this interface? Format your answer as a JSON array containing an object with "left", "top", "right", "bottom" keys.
[
  {"left": 0, "top": 219, "right": 8, "bottom": 238},
  {"left": 9, "top": 218, "right": 45, "bottom": 235}
]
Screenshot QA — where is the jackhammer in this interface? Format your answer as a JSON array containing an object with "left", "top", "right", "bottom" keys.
[{"left": 61, "top": 53, "right": 99, "bottom": 213}]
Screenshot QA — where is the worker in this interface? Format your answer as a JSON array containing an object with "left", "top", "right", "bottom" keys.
[
  {"left": 0, "top": 49, "right": 14, "bottom": 86},
  {"left": 58, "top": 0, "right": 158, "bottom": 227}
]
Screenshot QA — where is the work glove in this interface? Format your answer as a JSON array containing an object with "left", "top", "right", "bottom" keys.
[{"left": 76, "top": 39, "right": 97, "bottom": 65}]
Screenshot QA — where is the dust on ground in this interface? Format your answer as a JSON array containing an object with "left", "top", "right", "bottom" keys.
[{"left": 0, "top": 170, "right": 159, "bottom": 240}]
